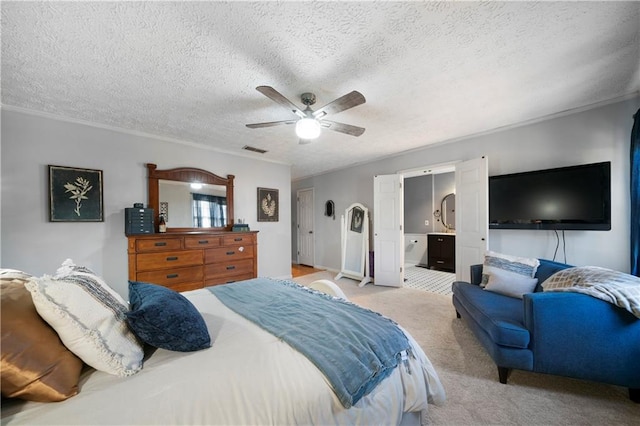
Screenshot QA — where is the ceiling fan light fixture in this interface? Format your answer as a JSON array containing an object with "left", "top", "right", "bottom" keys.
[{"left": 295, "top": 117, "right": 321, "bottom": 140}]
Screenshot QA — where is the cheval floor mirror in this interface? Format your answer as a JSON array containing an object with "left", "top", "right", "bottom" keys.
[{"left": 335, "top": 203, "right": 372, "bottom": 287}]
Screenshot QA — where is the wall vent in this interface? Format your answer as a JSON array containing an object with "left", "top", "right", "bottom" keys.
[{"left": 243, "top": 145, "right": 268, "bottom": 154}]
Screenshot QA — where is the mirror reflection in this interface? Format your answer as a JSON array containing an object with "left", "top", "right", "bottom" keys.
[
  {"left": 441, "top": 193, "right": 455, "bottom": 231},
  {"left": 159, "top": 180, "right": 227, "bottom": 228}
]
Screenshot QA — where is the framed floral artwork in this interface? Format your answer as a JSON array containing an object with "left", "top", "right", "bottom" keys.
[
  {"left": 257, "top": 187, "right": 278, "bottom": 222},
  {"left": 49, "top": 165, "right": 104, "bottom": 222}
]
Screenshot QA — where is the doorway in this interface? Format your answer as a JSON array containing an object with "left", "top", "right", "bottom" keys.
[{"left": 402, "top": 164, "right": 456, "bottom": 263}]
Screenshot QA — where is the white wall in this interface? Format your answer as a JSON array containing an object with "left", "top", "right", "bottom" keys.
[
  {"left": 404, "top": 234, "right": 428, "bottom": 265},
  {"left": 1, "top": 109, "right": 292, "bottom": 297},
  {"left": 292, "top": 97, "right": 639, "bottom": 273}
]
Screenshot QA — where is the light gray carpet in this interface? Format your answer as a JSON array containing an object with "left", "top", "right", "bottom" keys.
[{"left": 293, "top": 272, "right": 639, "bottom": 425}]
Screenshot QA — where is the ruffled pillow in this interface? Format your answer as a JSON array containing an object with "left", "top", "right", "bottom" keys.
[{"left": 25, "top": 260, "right": 144, "bottom": 376}]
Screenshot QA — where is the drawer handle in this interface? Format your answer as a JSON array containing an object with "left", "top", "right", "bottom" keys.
[
  {"left": 234, "top": 237, "right": 243, "bottom": 241},
  {"left": 155, "top": 242, "right": 167, "bottom": 246},
  {"left": 226, "top": 251, "right": 235, "bottom": 255},
  {"left": 226, "top": 265, "right": 236, "bottom": 270},
  {"left": 437, "top": 260, "right": 445, "bottom": 264},
  {"left": 198, "top": 240, "right": 209, "bottom": 244},
  {"left": 166, "top": 273, "right": 179, "bottom": 279},
  {"left": 166, "top": 256, "right": 178, "bottom": 261},
  {"left": 437, "top": 238, "right": 443, "bottom": 242},
  {"left": 226, "top": 280, "right": 236, "bottom": 283}
]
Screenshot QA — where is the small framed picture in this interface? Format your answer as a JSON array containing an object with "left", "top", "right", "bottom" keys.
[
  {"left": 49, "top": 165, "right": 104, "bottom": 222},
  {"left": 257, "top": 187, "right": 279, "bottom": 222}
]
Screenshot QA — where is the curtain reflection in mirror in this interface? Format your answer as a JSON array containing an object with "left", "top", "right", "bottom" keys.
[{"left": 192, "top": 194, "right": 227, "bottom": 227}]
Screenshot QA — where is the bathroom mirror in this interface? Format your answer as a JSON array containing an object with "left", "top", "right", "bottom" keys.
[
  {"left": 441, "top": 193, "right": 455, "bottom": 231},
  {"left": 147, "top": 163, "right": 234, "bottom": 232},
  {"left": 335, "top": 203, "right": 372, "bottom": 287}
]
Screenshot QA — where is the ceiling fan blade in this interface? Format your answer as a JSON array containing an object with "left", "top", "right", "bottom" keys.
[
  {"left": 246, "top": 120, "right": 297, "bottom": 129},
  {"left": 313, "top": 91, "right": 366, "bottom": 119},
  {"left": 256, "top": 86, "right": 306, "bottom": 119},
  {"left": 321, "top": 120, "right": 365, "bottom": 137}
]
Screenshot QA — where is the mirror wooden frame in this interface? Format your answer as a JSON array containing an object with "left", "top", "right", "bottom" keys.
[{"left": 147, "top": 163, "right": 234, "bottom": 232}]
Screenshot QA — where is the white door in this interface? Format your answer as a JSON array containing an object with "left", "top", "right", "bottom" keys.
[
  {"left": 297, "top": 188, "right": 314, "bottom": 266},
  {"left": 373, "top": 174, "right": 404, "bottom": 287},
  {"left": 455, "top": 157, "right": 488, "bottom": 282}
]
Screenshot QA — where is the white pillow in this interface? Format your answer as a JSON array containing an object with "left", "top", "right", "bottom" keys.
[
  {"left": 25, "top": 260, "right": 143, "bottom": 376},
  {"left": 484, "top": 267, "right": 538, "bottom": 298},
  {"left": 481, "top": 251, "right": 540, "bottom": 298}
]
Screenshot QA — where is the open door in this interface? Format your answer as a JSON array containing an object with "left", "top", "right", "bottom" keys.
[
  {"left": 373, "top": 174, "right": 404, "bottom": 287},
  {"left": 455, "top": 156, "right": 488, "bottom": 282}
]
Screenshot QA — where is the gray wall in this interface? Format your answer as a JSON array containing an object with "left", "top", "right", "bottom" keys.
[
  {"left": 292, "top": 97, "right": 639, "bottom": 273},
  {"left": 404, "top": 174, "right": 433, "bottom": 234},
  {"left": 1, "top": 109, "right": 293, "bottom": 297}
]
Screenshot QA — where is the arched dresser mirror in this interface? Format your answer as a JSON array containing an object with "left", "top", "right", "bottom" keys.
[
  {"left": 147, "top": 163, "right": 234, "bottom": 232},
  {"left": 335, "top": 203, "right": 372, "bottom": 287}
]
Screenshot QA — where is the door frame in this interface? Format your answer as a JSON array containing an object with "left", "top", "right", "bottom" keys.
[{"left": 399, "top": 158, "right": 488, "bottom": 280}]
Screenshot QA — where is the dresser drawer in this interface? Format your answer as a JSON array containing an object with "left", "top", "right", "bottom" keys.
[
  {"left": 205, "top": 272, "right": 255, "bottom": 287},
  {"left": 184, "top": 236, "right": 222, "bottom": 249},
  {"left": 205, "top": 259, "right": 254, "bottom": 279},
  {"left": 223, "top": 234, "right": 255, "bottom": 246},
  {"left": 136, "top": 250, "right": 203, "bottom": 271},
  {"left": 136, "top": 265, "right": 203, "bottom": 286},
  {"left": 136, "top": 238, "right": 182, "bottom": 252},
  {"left": 159, "top": 281, "right": 203, "bottom": 292},
  {"left": 205, "top": 245, "right": 254, "bottom": 263}
]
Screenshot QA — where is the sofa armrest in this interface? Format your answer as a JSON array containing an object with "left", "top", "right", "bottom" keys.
[
  {"left": 470, "top": 264, "right": 483, "bottom": 286},
  {"left": 523, "top": 292, "right": 640, "bottom": 387}
]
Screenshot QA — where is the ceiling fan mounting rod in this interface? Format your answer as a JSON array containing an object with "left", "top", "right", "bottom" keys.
[{"left": 301, "top": 92, "right": 316, "bottom": 106}]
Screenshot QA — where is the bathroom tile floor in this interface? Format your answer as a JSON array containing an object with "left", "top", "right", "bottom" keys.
[{"left": 403, "top": 264, "right": 454, "bottom": 296}]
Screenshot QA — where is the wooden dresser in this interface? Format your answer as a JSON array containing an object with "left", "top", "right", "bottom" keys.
[
  {"left": 127, "top": 231, "right": 258, "bottom": 292},
  {"left": 427, "top": 233, "right": 455, "bottom": 272}
]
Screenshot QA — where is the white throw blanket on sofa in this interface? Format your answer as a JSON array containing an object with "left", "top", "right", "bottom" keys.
[{"left": 542, "top": 266, "right": 640, "bottom": 318}]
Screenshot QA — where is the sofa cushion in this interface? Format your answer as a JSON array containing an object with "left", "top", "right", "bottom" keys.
[
  {"left": 534, "top": 259, "right": 573, "bottom": 291},
  {"left": 452, "top": 281, "right": 530, "bottom": 348}
]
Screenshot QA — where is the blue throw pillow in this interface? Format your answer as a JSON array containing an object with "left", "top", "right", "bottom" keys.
[{"left": 126, "top": 281, "right": 211, "bottom": 352}]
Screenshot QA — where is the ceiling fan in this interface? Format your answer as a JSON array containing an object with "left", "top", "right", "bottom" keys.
[{"left": 246, "top": 86, "right": 366, "bottom": 143}]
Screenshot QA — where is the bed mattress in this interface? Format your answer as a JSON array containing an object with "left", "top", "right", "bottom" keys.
[{"left": 1, "top": 287, "right": 445, "bottom": 425}]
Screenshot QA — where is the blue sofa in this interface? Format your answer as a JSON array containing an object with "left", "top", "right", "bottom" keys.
[{"left": 452, "top": 259, "right": 640, "bottom": 402}]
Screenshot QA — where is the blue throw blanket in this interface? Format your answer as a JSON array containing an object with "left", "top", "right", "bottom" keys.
[{"left": 209, "top": 278, "right": 411, "bottom": 408}]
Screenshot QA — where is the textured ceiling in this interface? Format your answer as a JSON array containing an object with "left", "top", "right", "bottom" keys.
[{"left": 2, "top": 1, "right": 639, "bottom": 180}]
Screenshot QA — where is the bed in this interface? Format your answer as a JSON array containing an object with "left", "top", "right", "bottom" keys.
[{"left": 1, "top": 265, "right": 445, "bottom": 425}]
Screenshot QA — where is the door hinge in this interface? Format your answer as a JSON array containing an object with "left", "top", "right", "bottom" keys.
[{"left": 400, "top": 266, "right": 403, "bottom": 273}]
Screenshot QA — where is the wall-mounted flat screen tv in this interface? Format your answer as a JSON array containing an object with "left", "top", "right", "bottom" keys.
[{"left": 489, "top": 161, "right": 611, "bottom": 230}]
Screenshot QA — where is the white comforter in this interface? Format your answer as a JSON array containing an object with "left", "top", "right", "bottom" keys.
[{"left": 1, "top": 288, "right": 445, "bottom": 425}]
